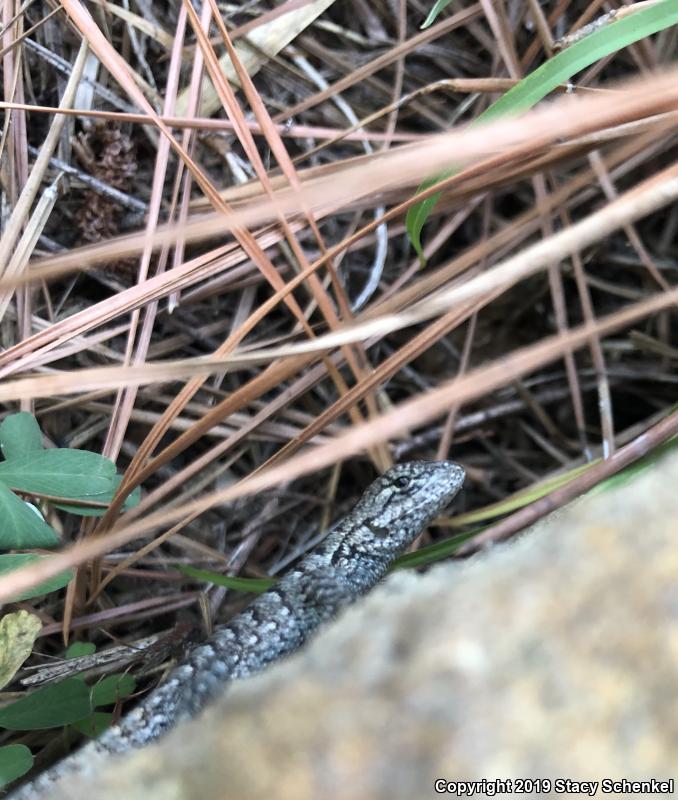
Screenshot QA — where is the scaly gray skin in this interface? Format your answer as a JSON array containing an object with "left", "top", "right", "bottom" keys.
[{"left": 12, "top": 460, "right": 464, "bottom": 798}]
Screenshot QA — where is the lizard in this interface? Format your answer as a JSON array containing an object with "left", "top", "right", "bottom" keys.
[{"left": 10, "top": 460, "right": 465, "bottom": 797}]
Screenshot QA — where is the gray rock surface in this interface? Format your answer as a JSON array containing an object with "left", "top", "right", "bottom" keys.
[{"left": 44, "top": 452, "right": 678, "bottom": 799}]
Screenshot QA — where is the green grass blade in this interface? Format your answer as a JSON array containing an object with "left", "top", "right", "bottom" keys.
[
  {"left": 174, "top": 563, "right": 276, "bottom": 594},
  {"left": 448, "top": 462, "right": 594, "bottom": 527},
  {"left": 392, "top": 527, "right": 478, "bottom": 569},
  {"left": 420, "top": 0, "right": 453, "bottom": 30},
  {"left": 407, "top": 0, "right": 678, "bottom": 260}
]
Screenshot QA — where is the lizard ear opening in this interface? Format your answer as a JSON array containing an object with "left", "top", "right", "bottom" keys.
[{"left": 366, "top": 520, "right": 390, "bottom": 537}]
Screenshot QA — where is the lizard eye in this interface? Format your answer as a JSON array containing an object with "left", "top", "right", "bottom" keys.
[{"left": 394, "top": 475, "right": 410, "bottom": 489}]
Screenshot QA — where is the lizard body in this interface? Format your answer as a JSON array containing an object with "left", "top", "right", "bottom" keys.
[{"left": 11, "top": 460, "right": 464, "bottom": 797}]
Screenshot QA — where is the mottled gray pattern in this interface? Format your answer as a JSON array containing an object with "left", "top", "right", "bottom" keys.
[{"left": 11, "top": 461, "right": 464, "bottom": 798}]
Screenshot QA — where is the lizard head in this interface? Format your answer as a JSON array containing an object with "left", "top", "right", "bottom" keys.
[{"left": 343, "top": 460, "right": 465, "bottom": 560}]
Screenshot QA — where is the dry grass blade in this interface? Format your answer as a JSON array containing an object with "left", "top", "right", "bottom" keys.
[
  {"left": 1, "top": 284, "right": 677, "bottom": 603},
  {"left": 176, "top": 0, "right": 336, "bottom": 116},
  {"left": 4, "top": 66, "right": 674, "bottom": 288},
  {"left": 0, "top": 41, "right": 88, "bottom": 288},
  {"left": 0, "top": 134, "right": 676, "bottom": 401}
]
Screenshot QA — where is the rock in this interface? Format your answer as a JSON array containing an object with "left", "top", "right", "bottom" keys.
[{"left": 47, "top": 452, "right": 678, "bottom": 799}]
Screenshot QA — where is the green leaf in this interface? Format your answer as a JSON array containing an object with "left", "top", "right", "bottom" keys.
[
  {"left": 52, "top": 480, "right": 141, "bottom": 517},
  {"left": 90, "top": 674, "right": 136, "bottom": 707},
  {"left": 0, "top": 611, "right": 42, "bottom": 690},
  {"left": 407, "top": 0, "right": 678, "bottom": 259},
  {"left": 174, "top": 563, "right": 276, "bottom": 593},
  {"left": 0, "top": 555, "right": 73, "bottom": 602},
  {"left": 70, "top": 711, "right": 113, "bottom": 738},
  {"left": 0, "top": 677, "right": 92, "bottom": 730},
  {"left": 65, "top": 642, "right": 96, "bottom": 660},
  {"left": 0, "top": 483, "right": 59, "bottom": 549},
  {"left": 0, "top": 449, "right": 115, "bottom": 498},
  {"left": 0, "top": 413, "right": 43, "bottom": 461},
  {"left": 0, "top": 744, "right": 33, "bottom": 788}
]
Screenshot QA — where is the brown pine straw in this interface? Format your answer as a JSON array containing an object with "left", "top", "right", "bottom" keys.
[
  {"left": 1, "top": 66, "right": 677, "bottom": 286},
  {"left": 0, "top": 283, "right": 676, "bottom": 604}
]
